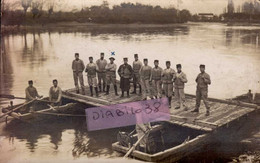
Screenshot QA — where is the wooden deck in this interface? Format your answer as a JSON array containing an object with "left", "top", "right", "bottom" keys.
[{"left": 62, "top": 86, "right": 260, "bottom": 132}]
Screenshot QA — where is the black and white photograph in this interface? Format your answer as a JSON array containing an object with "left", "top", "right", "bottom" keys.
[{"left": 1, "top": 0, "right": 260, "bottom": 162}]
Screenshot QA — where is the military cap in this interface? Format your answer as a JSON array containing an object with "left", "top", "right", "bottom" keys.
[
  {"left": 75, "top": 53, "right": 79, "bottom": 56},
  {"left": 143, "top": 58, "right": 148, "bottom": 61},
  {"left": 200, "top": 64, "right": 205, "bottom": 68},
  {"left": 28, "top": 80, "right": 33, "bottom": 84},
  {"left": 100, "top": 52, "right": 104, "bottom": 55},
  {"left": 166, "top": 61, "right": 171, "bottom": 64},
  {"left": 154, "top": 60, "right": 159, "bottom": 63},
  {"left": 109, "top": 57, "right": 115, "bottom": 60},
  {"left": 176, "top": 64, "right": 182, "bottom": 68},
  {"left": 123, "top": 57, "right": 128, "bottom": 60},
  {"left": 134, "top": 54, "right": 138, "bottom": 57},
  {"left": 89, "top": 56, "right": 93, "bottom": 59}
]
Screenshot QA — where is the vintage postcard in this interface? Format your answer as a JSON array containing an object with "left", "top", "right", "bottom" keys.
[{"left": 1, "top": 0, "right": 260, "bottom": 162}]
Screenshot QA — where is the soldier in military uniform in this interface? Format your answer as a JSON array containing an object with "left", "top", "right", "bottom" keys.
[
  {"left": 118, "top": 58, "right": 133, "bottom": 98},
  {"left": 140, "top": 58, "right": 153, "bottom": 100},
  {"left": 131, "top": 54, "right": 143, "bottom": 94},
  {"left": 192, "top": 64, "right": 211, "bottom": 116},
  {"left": 96, "top": 52, "right": 107, "bottom": 92},
  {"left": 85, "top": 57, "right": 99, "bottom": 97},
  {"left": 162, "top": 61, "right": 176, "bottom": 108},
  {"left": 150, "top": 60, "right": 163, "bottom": 99},
  {"left": 174, "top": 64, "right": 188, "bottom": 110},
  {"left": 72, "top": 53, "right": 85, "bottom": 94},
  {"left": 49, "top": 79, "right": 62, "bottom": 106},
  {"left": 105, "top": 57, "right": 119, "bottom": 96}
]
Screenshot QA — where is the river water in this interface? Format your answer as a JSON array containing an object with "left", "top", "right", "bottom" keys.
[{"left": 0, "top": 22, "right": 260, "bottom": 162}]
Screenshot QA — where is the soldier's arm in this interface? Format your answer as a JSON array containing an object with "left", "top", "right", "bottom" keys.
[
  {"left": 172, "top": 70, "right": 176, "bottom": 82},
  {"left": 204, "top": 74, "right": 211, "bottom": 85},
  {"left": 85, "top": 64, "right": 89, "bottom": 72},
  {"left": 150, "top": 69, "right": 153, "bottom": 81},
  {"left": 195, "top": 74, "right": 199, "bottom": 83},
  {"left": 35, "top": 89, "right": 41, "bottom": 98},
  {"left": 81, "top": 60, "right": 85, "bottom": 71},
  {"left": 111, "top": 64, "right": 117, "bottom": 72},
  {"left": 72, "top": 60, "right": 75, "bottom": 70},
  {"left": 117, "top": 65, "right": 122, "bottom": 77},
  {"left": 57, "top": 87, "right": 62, "bottom": 102},
  {"left": 181, "top": 73, "right": 188, "bottom": 83},
  {"left": 129, "top": 65, "right": 134, "bottom": 78}
]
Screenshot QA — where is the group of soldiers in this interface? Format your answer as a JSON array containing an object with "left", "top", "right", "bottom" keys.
[{"left": 72, "top": 52, "right": 212, "bottom": 116}]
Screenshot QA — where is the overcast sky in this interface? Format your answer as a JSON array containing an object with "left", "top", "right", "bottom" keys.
[{"left": 7, "top": 0, "right": 256, "bottom": 14}]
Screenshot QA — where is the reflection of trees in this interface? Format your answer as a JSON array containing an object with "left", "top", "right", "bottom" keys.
[
  {"left": 0, "top": 34, "right": 14, "bottom": 95},
  {"left": 224, "top": 28, "right": 260, "bottom": 48}
]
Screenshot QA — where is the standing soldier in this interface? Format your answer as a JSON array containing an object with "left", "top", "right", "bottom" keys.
[
  {"left": 162, "top": 61, "right": 176, "bottom": 108},
  {"left": 85, "top": 57, "right": 99, "bottom": 97},
  {"left": 118, "top": 58, "right": 133, "bottom": 98},
  {"left": 72, "top": 53, "right": 85, "bottom": 94},
  {"left": 140, "top": 58, "right": 153, "bottom": 100},
  {"left": 150, "top": 60, "right": 163, "bottom": 99},
  {"left": 49, "top": 79, "right": 62, "bottom": 106},
  {"left": 174, "top": 64, "right": 188, "bottom": 110},
  {"left": 96, "top": 52, "right": 107, "bottom": 92},
  {"left": 192, "top": 64, "right": 211, "bottom": 116},
  {"left": 131, "top": 54, "right": 142, "bottom": 94},
  {"left": 105, "top": 57, "right": 119, "bottom": 96}
]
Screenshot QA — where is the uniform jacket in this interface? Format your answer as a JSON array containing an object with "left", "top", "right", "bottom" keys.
[
  {"left": 133, "top": 60, "right": 143, "bottom": 74},
  {"left": 140, "top": 65, "right": 152, "bottom": 80},
  {"left": 118, "top": 64, "right": 133, "bottom": 79},
  {"left": 72, "top": 59, "right": 85, "bottom": 72},
  {"left": 150, "top": 66, "right": 163, "bottom": 81},
  {"left": 96, "top": 59, "right": 107, "bottom": 73},
  {"left": 105, "top": 63, "right": 117, "bottom": 77},
  {"left": 85, "top": 62, "right": 97, "bottom": 77},
  {"left": 196, "top": 72, "right": 211, "bottom": 88},
  {"left": 174, "top": 71, "right": 188, "bottom": 89},
  {"left": 162, "top": 68, "right": 176, "bottom": 84},
  {"left": 25, "top": 86, "right": 40, "bottom": 100},
  {"left": 49, "top": 86, "right": 62, "bottom": 102}
]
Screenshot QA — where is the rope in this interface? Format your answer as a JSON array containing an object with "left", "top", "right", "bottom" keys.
[{"left": 34, "top": 112, "right": 86, "bottom": 117}]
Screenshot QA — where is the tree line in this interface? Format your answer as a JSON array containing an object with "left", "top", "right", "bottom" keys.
[{"left": 1, "top": 0, "right": 192, "bottom": 26}]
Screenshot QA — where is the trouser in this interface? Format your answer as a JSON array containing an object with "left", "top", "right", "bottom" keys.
[
  {"left": 88, "top": 76, "right": 97, "bottom": 87},
  {"left": 196, "top": 87, "right": 210, "bottom": 110},
  {"left": 175, "top": 88, "right": 185, "bottom": 108},
  {"left": 106, "top": 75, "right": 116, "bottom": 85},
  {"left": 73, "top": 71, "right": 84, "bottom": 91},
  {"left": 133, "top": 73, "right": 141, "bottom": 85},
  {"left": 141, "top": 79, "right": 152, "bottom": 99},
  {"left": 151, "top": 80, "right": 162, "bottom": 98},
  {"left": 163, "top": 83, "right": 173, "bottom": 97},
  {"left": 97, "top": 72, "right": 106, "bottom": 91}
]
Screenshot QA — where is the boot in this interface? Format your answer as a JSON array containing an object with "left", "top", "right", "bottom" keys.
[
  {"left": 191, "top": 108, "right": 199, "bottom": 113},
  {"left": 90, "top": 86, "right": 93, "bottom": 96},
  {"left": 121, "top": 91, "right": 124, "bottom": 98},
  {"left": 114, "top": 85, "right": 119, "bottom": 96},
  {"left": 205, "top": 110, "right": 210, "bottom": 116},
  {"left": 127, "top": 91, "right": 130, "bottom": 98},
  {"left": 81, "top": 87, "right": 85, "bottom": 95},
  {"left": 103, "top": 83, "right": 106, "bottom": 92},
  {"left": 168, "top": 97, "right": 172, "bottom": 108},
  {"left": 98, "top": 84, "right": 102, "bottom": 92},
  {"left": 94, "top": 87, "right": 99, "bottom": 97},
  {"left": 131, "top": 84, "right": 137, "bottom": 94},
  {"left": 106, "top": 85, "right": 110, "bottom": 95},
  {"left": 139, "top": 85, "right": 142, "bottom": 95},
  {"left": 76, "top": 89, "right": 80, "bottom": 94}
]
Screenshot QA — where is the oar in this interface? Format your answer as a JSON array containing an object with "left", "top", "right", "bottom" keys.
[
  {"left": 0, "top": 94, "right": 26, "bottom": 100},
  {"left": 123, "top": 128, "right": 150, "bottom": 158},
  {"left": 0, "top": 99, "right": 36, "bottom": 118}
]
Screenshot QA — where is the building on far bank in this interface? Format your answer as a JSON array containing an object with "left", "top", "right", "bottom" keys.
[{"left": 198, "top": 13, "right": 214, "bottom": 21}]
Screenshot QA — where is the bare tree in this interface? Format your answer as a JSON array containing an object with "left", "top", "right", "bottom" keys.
[
  {"left": 21, "top": 0, "right": 32, "bottom": 14},
  {"left": 46, "top": 0, "right": 55, "bottom": 16},
  {"left": 31, "top": 0, "right": 44, "bottom": 18}
]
